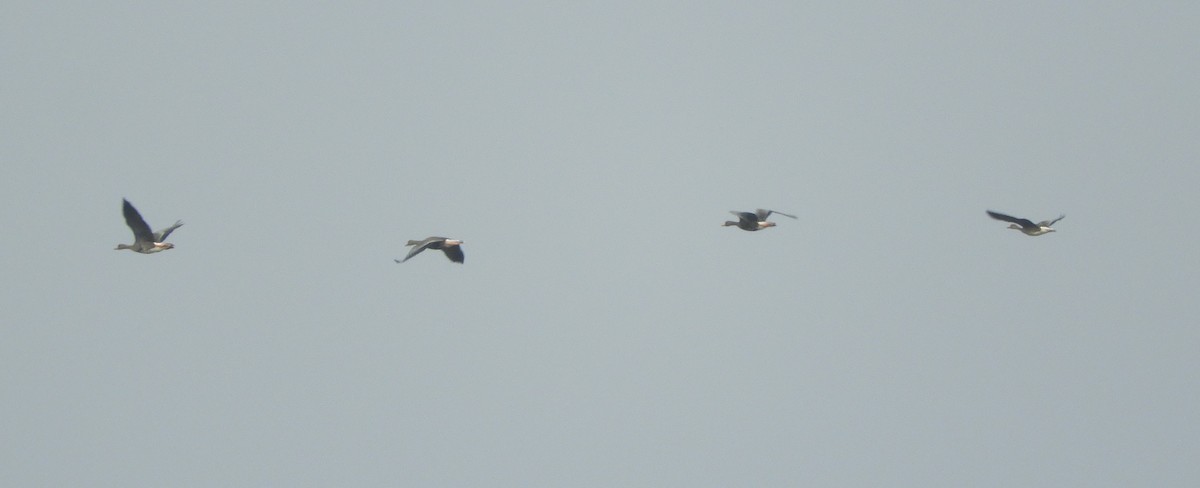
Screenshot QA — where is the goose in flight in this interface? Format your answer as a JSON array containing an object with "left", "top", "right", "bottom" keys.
[
  {"left": 723, "top": 209, "right": 798, "bottom": 231},
  {"left": 395, "top": 237, "right": 464, "bottom": 263},
  {"left": 987, "top": 210, "right": 1065, "bottom": 236},
  {"left": 116, "top": 199, "right": 183, "bottom": 253}
]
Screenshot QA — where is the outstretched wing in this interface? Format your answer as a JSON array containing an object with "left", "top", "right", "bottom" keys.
[
  {"left": 398, "top": 237, "right": 446, "bottom": 263},
  {"left": 154, "top": 220, "right": 184, "bottom": 242},
  {"left": 442, "top": 245, "right": 465, "bottom": 263},
  {"left": 122, "top": 199, "right": 155, "bottom": 243},
  {"left": 986, "top": 210, "right": 1035, "bottom": 228},
  {"left": 1039, "top": 215, "right": 1066, "bottom": 227},
  {"left": 399, "top": 241, "right": 433, "bottom": 262},
  {"left": 730, "top": 211, "right": 757, "bottom": 222},
  {"left": 762, "top": 209, "right": 798, "bottom": 220}
]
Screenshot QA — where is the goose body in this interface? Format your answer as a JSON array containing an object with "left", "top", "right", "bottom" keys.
[
  {"left": 115, "top": 199, "right": 183, "bottom": 253},
  {"left": 396, "top": 236, "right": 465, "bottom": 263},
  {"left": 723, "top": 209, "right": 797, "bottom": 231},
  {"left": 987, "top": 210, "right": 1064, "bottom": 236}
]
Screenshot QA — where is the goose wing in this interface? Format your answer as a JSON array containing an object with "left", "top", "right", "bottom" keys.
[
  {"left": 1039, "top": 215, "right": 1066, "bottom": 227},
  {"left": 442, "top": 245, "right": 465, "bottom": 263},
  {"left": 122, "top": 199, "right": 155, "bottom": 243},
  {"left": 154, "top": 220, "right": 184, "bottom": 242},
  {"left": 986, "top": 210, "right": 1036, "bottom": 229},
  {"left": 758, "top": 209, "right": 798, "bottom": 220},
  {"left": 730, "top": 211, "right": 757, "bottom": 223},
  {"left": 398, "top": 237, "right": 444, "bottom": 263}
]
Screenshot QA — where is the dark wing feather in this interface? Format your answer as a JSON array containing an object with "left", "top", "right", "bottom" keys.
[
  {"left": 399, "top": 237, "right": 450, "bottom": 263},
  {"left": 442, "top": 245, "right": 464, "bottom": 263},
  {"left": 154, "top": 220, "right": 183, "bottom": 242},
  {"left": 986, "top": 210, "right": 1036, "bottom": 229},
  {"left": 731, "top": 211, "right": 757, "bottom": 223},
  {"left": 1040, "top": 215, "right": 1065, "bottom": 227},
  {"left": 122, "top": 199, "right": 155, "bottom": 243},
  {"left": 399, "top": 245, "right": 427, "bottom": 262},
  {"left": 400, "top": 239, "right": 436, "bottom": 262}
]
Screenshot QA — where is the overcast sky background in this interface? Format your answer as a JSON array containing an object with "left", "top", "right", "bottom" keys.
[{"left": 2, "top": 2, "right": 1198, "bottom": 486}]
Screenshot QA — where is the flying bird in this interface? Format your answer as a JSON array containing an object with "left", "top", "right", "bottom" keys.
[
  {"left": 987, "top": 210, "right": 1065, "bottom": 236},
  {"left": 395, "top": 237, "right": 464, "bottom": 263},
  {"left": 722, "top": 209, "right": 798, "bottom": 231},
  {"left": 115, "top": 199, "right": 183, "bottom": 253}
]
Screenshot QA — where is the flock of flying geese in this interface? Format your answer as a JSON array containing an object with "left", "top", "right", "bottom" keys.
[{"left": 116, "top": 199, "right": 1066, "bottom": 262}]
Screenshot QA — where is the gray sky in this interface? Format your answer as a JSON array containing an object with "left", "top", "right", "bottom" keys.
[{"left": 2, "top": 1, "right": 1197, "bottom": 486}]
